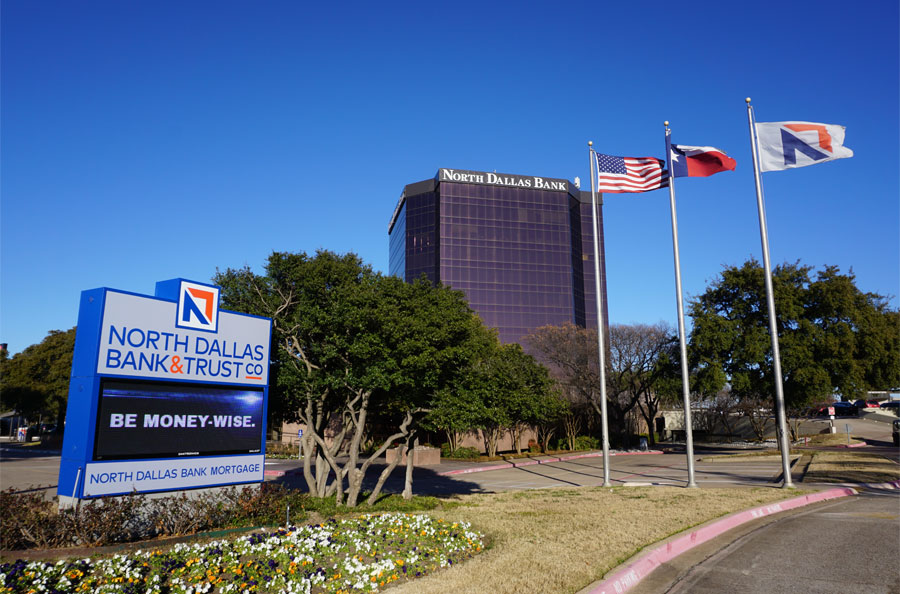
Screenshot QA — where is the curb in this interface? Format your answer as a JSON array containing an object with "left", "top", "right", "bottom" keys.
[
  {"left": 814, "top": 480, "right": 900, "bottom": 491},
  {"left": 437, "top": 450, "right": 664, "bottom": 477},
  {"left": 0, "top": 446, "right": 61, "bottom": 456},
  {"left": 583, "top": 487, "right": 857, "bottom": 594},
  {"left": 834, "top": 442, "right": 868, "bottom": 448}
]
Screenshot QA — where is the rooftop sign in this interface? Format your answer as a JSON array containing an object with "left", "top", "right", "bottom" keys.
[{"left": 438, "top": 168, "right": 571, "bottom": 192}]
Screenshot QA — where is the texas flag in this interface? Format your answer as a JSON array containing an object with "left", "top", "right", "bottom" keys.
[
  {"left": 755, "top": 121, "right": 853, "bottom": 172},
  {"left": 669, "top": 144, "right": 737, "bottom": 177}
]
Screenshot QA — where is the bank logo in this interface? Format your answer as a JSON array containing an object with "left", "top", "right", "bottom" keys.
[{"left": 176, "top": 281, "right": 220, "bottom": 332}]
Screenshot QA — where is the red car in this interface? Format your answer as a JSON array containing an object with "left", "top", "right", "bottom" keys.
[{"left": 853, "top": 399, "right": 880, "bottom": 409}]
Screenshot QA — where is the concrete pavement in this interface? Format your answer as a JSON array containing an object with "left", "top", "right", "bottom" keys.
[{"left": 621, "top": 488, "right": 900, "bottom": 594}]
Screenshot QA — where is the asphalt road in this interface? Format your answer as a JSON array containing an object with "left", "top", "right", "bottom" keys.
[{"left": 627, "top": 490, "right": 900, "bottom": 594}]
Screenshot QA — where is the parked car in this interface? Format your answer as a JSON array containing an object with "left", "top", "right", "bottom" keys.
[
  {"left": 831, "top": 401, "right": 858, "bottom": 416},
  {"left": 808, "top": 402, "right": 857, "bottom": 417},
  {"left": 880, "top": 401, "right": 900, "bottom": 414},
  {"left": 853, "top": 399, "right": 880, "bottom": 409},
  {"left": 893, "top": 419, "right": 899, "bottom": 446}
]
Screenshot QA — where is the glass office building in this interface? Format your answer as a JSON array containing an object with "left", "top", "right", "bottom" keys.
[{"left": 388, "top": 168, "right": 609, "bottom": 345}]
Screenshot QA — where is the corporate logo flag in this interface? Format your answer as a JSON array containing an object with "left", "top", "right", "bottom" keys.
[
  {"left": 755, "top": 121, "right": 853, "bottom": 172},
  {"left": 669, "top": 144, "right": 736, "bottom": 177},
  {"left": 595, "top": 153, "right": 668, "bottom": 193}
]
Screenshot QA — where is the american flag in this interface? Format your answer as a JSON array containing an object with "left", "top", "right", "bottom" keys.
[{"left": 595, "top": 153, "right": 668, "bottom": 193}]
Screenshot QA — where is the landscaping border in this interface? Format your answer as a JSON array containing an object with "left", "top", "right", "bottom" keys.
[{"left": 582, "top": 487, "right": 857, "bottom": 594}]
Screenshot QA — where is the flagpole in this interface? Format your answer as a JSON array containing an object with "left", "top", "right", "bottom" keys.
[
  {"left": 588, "top": 141, "right": 612, "bottom": 487},
  {"left": 663, "top": 123, "right": 697, "bottom": 488},
  {"left": 745, "top": 98, "right": 794, "bottom": 488}
]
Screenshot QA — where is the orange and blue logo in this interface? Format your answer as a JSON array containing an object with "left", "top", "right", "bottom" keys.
[{"left": 176, "top": 281, "right": 220, "bottom": 332}]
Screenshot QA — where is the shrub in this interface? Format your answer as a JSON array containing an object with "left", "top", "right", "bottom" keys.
[
  {"left": 572, "top": 435, "right": 600, "bottom": 451},
  {"left": 445, "top": 446, "right": 481, "bottom": 460},
  {"left": 0, "top": 484, "right": 309, "bottom": 551},
  {"left": 265, "top": 441, "right": 300, "bottom": 459},
  {"left": 0, "top": 483, "right": 446, "bottom": 552}
]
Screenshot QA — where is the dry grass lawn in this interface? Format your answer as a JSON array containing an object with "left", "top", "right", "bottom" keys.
[
  {"left": 700, "top": 451, "right": 801, "bottom": 462},
  {"left": 804, "top": 451, "right": 900, "bottom": 484},
  {"left": 387, "top": 487, "right": 795, "bottom": 594},
  {"left": 800, "top": 433, "right": 865, "bottom": 447}
]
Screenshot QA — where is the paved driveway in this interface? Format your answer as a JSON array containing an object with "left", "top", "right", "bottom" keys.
[{"left": 626, "top": 490, "right": 900, "bottom": 594}]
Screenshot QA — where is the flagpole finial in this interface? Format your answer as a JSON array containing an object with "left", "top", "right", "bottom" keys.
[
  {"left": 588, "top": 141, "right": 593, "bottom": 147},
  {"left": 746, "top": 97, "right": 752, "bottom": 104},
  {"left": 664, "top": 121, "right": 669, "bottom": 126}
]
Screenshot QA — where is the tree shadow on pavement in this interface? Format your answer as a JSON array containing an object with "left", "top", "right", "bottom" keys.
[{"left": 268, "top": 462, "right": 487, "bottom": 498}]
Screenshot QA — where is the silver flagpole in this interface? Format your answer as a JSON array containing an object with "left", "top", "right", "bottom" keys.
[
  {"left": 663, "top": 123, "right": 697, "bottom": 488},
  {"left": 588, "top": 141, "right": 612, "bottom": 487},
  {"left": 745, "top": 98, "right": 794, "bottom": 488}
]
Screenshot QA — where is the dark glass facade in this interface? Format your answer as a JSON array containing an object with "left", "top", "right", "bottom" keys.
[{"left": 388, "top": 169, "right": 608, "bottom": 345}]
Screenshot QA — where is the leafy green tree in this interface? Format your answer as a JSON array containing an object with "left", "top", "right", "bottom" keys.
[
  {"left": 215, "top": 251, "right": 489, "bottom": 506},
  {"left": 0, "top": 328, "right": 76, "bottom": 426},
  {"left": 469, "top": 343, "right": 563, "bottom": 456},
  {"left": 423, "top": 381, "right": 488, "bottom": 453},
  {"left": 689, "top": 260, "right": 899, "bottom": 413}
]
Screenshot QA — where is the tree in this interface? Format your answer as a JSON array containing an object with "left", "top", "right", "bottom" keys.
[
  {"left": 527, "top": 322, "right": 676, "bottom": 447},
  {"left": 479, "top": 343, "right": 563, "bottom": 456},
  {"left": 608, "top": 323, "right": 678, "bottom": 446},
  {"left": 689, "top": 260, "right": 900, "bottom": 413},
  {"left": 215, "top": 251, "right": 489, "bottom": 506},
  {"left": 527, "top": 323, "right": 602, "bottom": 448},
  {"left": 0, "top": 328, "right": 76, "bottom": 425}
]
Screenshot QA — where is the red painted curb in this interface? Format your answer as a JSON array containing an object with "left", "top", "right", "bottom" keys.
[
  {"left": 835, "top": 442, "right": 868, "bottom": 448},
  {"left": 584, "top": 487, "right": 857, "bottom": 594}
]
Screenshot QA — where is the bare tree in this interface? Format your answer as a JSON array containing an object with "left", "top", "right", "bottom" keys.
[
  {"left": 608, "top": 323, "right": 678, "bottom": 446},
  {"left": 527, "top": 322, "right": 676, "bottom": 447},
  {"left": 737, "top": 395, "right": 773, "bottom": 441}
]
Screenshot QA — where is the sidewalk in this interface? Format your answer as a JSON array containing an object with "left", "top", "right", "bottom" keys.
[
  {"left": 263, "top": 448, "right": 664, "bottom": 478},
  {"left": 435, "top": 449, "right": 663, "bottom": 476}
]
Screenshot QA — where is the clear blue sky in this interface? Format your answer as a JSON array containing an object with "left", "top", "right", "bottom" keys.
[{"left": 2, "top": 0, "right": 898, "bottom": 354}]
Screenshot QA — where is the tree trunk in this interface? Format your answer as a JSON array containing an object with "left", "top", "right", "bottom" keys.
[
  {"left": 483, "top": 426, "right": 502, "bottom": 457},
  {"left": 564, "top": 412, "right": 580, "bottom": 451},
  {"left": 402, "top": 436, "right": 416, "bottom": 500},
  {"left": 536, "top": 422, "right": 556, "bottom": 453},
  {"left": 510, "top": 424, "right": 522, "bottom": 454},
  {"left": 364, "top": 412, "right": 416, "bottom": 506}
]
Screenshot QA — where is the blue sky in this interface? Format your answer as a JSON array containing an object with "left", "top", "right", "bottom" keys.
[{"left": 2, "top": 0, "right": 897, "bottom": 354}]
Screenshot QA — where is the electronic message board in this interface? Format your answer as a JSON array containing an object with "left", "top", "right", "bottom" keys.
[{"left": 58, "top": 279, "right": 272, "bottom": 502}]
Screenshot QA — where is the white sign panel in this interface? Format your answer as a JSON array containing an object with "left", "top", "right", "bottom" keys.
[
  {"left": 83, "top": 455, "right": 265, "bottom": 496},
  {"left": 97, "top": 291, "right": 269, "bottom": 386}
]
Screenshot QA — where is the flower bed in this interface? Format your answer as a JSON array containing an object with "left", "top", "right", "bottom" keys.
[{"left": 0, "top": 513, "right": 484, "bottom": 594}]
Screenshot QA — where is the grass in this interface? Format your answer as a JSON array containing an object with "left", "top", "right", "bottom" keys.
[
  {"left": 799, "top": 433, "right": 865, "bottom": 447},
  {"left": 385, "top": 486, "right": 796, "bottom": 594},
  {"left": 700, "top": 451, "right": 802, "bottom": 462},
  {"left": 803, "top": 451, "right": 900, "bottom": 484}
]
